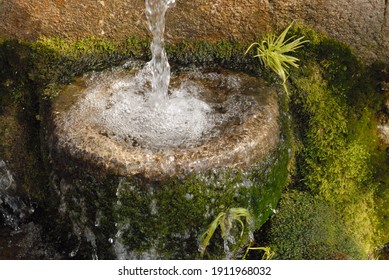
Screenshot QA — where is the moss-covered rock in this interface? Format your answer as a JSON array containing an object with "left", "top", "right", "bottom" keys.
[
  {"left": 262, "top": 24, "right": 389, "bottom": 259},
  {"left": 113, "top": 146, "right": 290, "bottom": 259},
  {"left": 0, "top": 36, "right": 293, "bottom": 259}
]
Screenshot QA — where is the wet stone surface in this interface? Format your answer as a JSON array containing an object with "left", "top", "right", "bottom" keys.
[
  {"left": 51, "top": 63, "right": 280, "bottom": 179},
  {"left": 0, "top": 223, "right": 63, "bottom": 259}
]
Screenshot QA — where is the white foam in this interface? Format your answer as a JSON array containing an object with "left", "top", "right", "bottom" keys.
[{"left": 62, "top": 65, "right": 261, "bottom": 150}]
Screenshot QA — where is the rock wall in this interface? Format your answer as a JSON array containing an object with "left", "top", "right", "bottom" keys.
[
  {"left": 0, "top": 0, "right": 388, "bottom": 63},
  {"left": 268, "top": 0, "right": 389, "bottom": 63}
]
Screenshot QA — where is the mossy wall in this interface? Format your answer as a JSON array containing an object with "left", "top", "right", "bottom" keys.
[{"left": 264, "top": 24, "right": 389, "bottom": 259}]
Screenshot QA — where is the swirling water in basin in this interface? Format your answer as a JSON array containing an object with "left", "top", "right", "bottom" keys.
[{"left": 64, "top": 64, "right": 263, "bottom": 150}]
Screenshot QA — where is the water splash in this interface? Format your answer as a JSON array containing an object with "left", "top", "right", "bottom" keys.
[
  {"left": 0, "top": 160, "right": 30, "bottom": 230},
  {"left": 145, "top": 0, "right": 176, "bottom": 105},
  {"left": 57, "top": 178, "right": 99, "bottom": 259},
  {"left": 60, "top": 66, "right": 263, "bottom": 150}
]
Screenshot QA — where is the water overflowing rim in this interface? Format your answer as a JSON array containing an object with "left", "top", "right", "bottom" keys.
[{"left": 51, "top": 82, "right": 280, "bottom": 179}]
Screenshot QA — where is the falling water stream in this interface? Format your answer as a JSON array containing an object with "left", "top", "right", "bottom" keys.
[
  {"left": 0, "top": 160, "right": 28, "bottom": 230},
  {"left": 146, "top": 0, "right": 175, "bottom": 102}
]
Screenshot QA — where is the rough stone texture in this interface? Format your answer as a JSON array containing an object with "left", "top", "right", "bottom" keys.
[
  {"left": 0, "top": 0, "right": 148, "bottom": 40},
  {"left": 269, "top": 0, "right": 389, "bottom": 63},
  {"left": 0, "top": 0, "right": 388, "bottom": 63}
]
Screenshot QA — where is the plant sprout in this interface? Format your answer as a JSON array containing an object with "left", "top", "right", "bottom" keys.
[
  {"left": 245, "top": 23, "right": 308, "bottom": 95},
  {"left": 200, "top": 207, "right": 253, "bottom": 257}
]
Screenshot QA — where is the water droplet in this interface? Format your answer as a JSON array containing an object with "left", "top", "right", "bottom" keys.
[{"left": 70, "top": 250, "right": 77, "bottom": 257}]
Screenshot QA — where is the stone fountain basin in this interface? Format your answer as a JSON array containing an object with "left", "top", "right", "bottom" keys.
[
  {"left": 44, "top": 63, "right": 286, "bottom": 259},
  {"left": 50, "top": 65, "right": 280, "bottom": 179}
]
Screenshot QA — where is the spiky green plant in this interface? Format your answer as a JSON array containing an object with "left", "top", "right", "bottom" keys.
[
  {"left": 245, "top": 23, "right": 308, "bottom": 95},
  {"left": 200, "top": 207, "right": 253, "bottom": 257}
]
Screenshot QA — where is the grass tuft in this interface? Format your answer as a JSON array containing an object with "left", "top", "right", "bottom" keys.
[{"left": 245, "top": 22, "right": 308, "bottom": 95}]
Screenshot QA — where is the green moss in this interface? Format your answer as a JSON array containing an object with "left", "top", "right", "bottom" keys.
[
  {"left": 40, "top": 132, "right": 291, "bottom": 260},
  {"left": 263, "top": 24, "right": 387, "bottom": 258},
  {"left": 115, "top": 142, "right": 291, "bottom": 259},
  {"left": 268, "top": 190, "right": 365, "bottom": 259}
]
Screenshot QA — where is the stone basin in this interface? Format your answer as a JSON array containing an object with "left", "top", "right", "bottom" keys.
[
  {"left": 51, "top": 63, "right": 280, "bottom": 179},
  {"left": 42, "top": 62, "right": 289, "bottom": 259}
]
